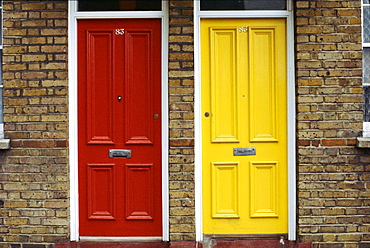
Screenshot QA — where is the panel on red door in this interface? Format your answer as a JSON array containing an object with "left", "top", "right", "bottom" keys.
[{"left": 78, "top": 19, "right": 162, "bottom": 237}]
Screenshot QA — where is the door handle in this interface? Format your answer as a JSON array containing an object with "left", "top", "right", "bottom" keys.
[{"left": 109, "top": 149, "right": 131, "bottom": 158}]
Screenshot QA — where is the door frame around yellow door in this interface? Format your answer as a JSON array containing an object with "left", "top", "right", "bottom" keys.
[
  {"left": 68, "top": 1, "right": 169, "bottom": 242},
  {"left": 194, "top": 0, "right": 296, "bottom": 241}
]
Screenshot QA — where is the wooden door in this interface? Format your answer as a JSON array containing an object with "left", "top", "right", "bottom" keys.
[
  {"left": 201, "top": 18, "right": 288, "bottom": 234},
  {"left": 78, "top": 19, "right": 162, "bottom": 237}
]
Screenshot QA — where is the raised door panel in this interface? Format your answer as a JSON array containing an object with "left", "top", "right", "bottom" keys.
[
  {"left": 210, "top": 27, "right": 239, "bottom": 143},
  {"left": 125, "top": 30, "right": 155, "bottom": 145},
  {"left": 249, "top": 161, "right": 278, "bottom": 218},
  {"left": 126, "top": 164, "right": 154, "bottom": 220},
  {"left": 211, "top": 162, "right": 239, "bottom": 218},
  {"left": 86, "top": 31, "right": 115, "bottom": 144},
  {"left": 249, "top": 28, "right": 278, "bottom": 142},
  {"left": 87, "top": 164, "right": 115, "bottom": 220}
]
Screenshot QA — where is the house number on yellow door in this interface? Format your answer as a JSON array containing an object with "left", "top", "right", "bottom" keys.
[{"left": 238, "top": 26, "right": 248, "bottom": 32}]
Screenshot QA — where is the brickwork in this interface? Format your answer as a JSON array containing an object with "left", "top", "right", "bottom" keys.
[
  {"left": 0, "top": 1, "right": 69, "bottom": 247},
  {"left": 168, "top": 0, "right": 196, "bottom": 241},
  {"left": 295, "top": 0, "right": 370, "bottom": 247}
]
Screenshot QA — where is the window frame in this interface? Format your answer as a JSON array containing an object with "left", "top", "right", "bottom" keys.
[
  {"left": 0, "top": 0, "right": 9, "bottom": 149},
  {"left": 362, "top": 1, "right": 370, "bottom": 134},
  {"left": 362, "top": 1, "right": 370, "bottom": 85}
]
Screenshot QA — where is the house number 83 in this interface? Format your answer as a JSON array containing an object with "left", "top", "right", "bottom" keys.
[{"left": 115, "top": 29, "right": 125, "bottom": 35}]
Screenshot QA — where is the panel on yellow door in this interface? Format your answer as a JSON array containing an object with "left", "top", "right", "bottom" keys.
[
  {"left": 209, "top": 27, "right": 239, "bottom": 143},
  {"left": 249, "top": 28, "right": 278, "bottom": 142},
  {"left": 202, "top": 18, "right": 288, "bottom": 235},
  {"left": 250, "top": 161, "right": 278, "bottom": 218},
  {"left": 211, "top": 162, "right": 239, "bottom": 218}
]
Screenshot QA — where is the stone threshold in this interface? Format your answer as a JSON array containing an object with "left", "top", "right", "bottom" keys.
[{"left": 55, "top": 240, "right": 312, "bottom": 248}]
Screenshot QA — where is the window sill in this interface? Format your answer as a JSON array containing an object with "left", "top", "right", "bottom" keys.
[
  {"left": 0, "top": 139, "right": 10, "bottom": 149},
  {"left": 359, "top": 122, "right": 370, "bottom": 148},
  {"left": 357, "top": 137, "right": 370, "bottom": 148}
]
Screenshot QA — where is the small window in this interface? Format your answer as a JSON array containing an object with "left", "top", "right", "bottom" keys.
[
  {"left": 0, "top": 0, "right": 3, "bottom": 139},
  {"left": 364, "top": 6, "right": 370, "bottom": 43},
  {"left": 363, "top": 0, "right": 370, "bottom": 121},
  {"left": 78, "top": 0, "right": 161, "bottom": 11},
  {"left": 200, "top": 0, "right": 286, "bottom": 11}
]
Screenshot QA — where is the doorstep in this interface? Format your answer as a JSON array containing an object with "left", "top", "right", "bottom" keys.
[
  {"left": 54, "top": 241, "right": 170, "bottom": 248},
  {"left": 55, "top": 240, "right": 312, "bottom": 248}
]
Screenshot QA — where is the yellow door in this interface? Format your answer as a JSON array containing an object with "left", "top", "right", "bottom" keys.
[{"left": 201, "top": 18, "right": 288, "bottom": 235}]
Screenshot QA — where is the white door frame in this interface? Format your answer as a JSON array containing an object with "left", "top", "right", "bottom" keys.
[
  {"left": 194, "top": 0, "right": 296, "bottom": 241},
  {"left": 68, "top": 1, "right": 169, "bottom": 241}
]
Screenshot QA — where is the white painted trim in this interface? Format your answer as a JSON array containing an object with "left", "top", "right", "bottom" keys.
[
  {"left": 193, "top": 0, "right": 203, "bottom": 242},
  {"left": 362, "top": 2, "right": 364, "bottom": 43},
  {"left": 68, "top": 1, "right": 169, "bottom": 242},
  {"left": 79, "top": 237, "right": 162, "bottom": 242},
  {"left": 0, "top": 117, "right": 9, "bottom": 149},
  {"left": 161, "top": 0, "right": 170, "bottom": 241},
  {"left": 197, "top": 10, "right": 290, "bottom": 18},
  {"left": 363, "top": 122, "right": 370, "bottom": 137},
  {"left": 194, "top": 0, "right": 296, "bottom": 241},
  {"left": 72, "top": 11, "right": 164, "bottom": 19},
  {"left": 68, "top": 1, "right": 79, "bottom": 241},
  {"left": 286, "top": 0, "right": 296, "bottom": 241},
  {"left": 0, "top": 123, "right": 3, "bottom": 139}
]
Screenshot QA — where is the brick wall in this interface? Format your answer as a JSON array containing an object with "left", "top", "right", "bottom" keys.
[
  {"left": 295, "top": 0, "right": 370, "bottom": 247},
  {"left": 0, "top": 1, "right": 69, "bottom": 246},
  {"left": 168, "top": 0, "right": 196, "bottom": 241}
]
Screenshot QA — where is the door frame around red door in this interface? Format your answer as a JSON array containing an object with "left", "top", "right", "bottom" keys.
[{"left": 68, "top": 1, "right": 169, "bottom": 242}]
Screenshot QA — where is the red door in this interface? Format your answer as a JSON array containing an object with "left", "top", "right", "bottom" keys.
[{"left": 78, "top": 19, "right": 162, "bottom": 237}]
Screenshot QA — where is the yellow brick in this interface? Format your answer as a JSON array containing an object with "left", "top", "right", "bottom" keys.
[
  {"left": 4, "top": 218, "right": 28, "bottom": 225},
  {"left": 41, "top": 11, "right": 67, "bottom": 19},
  {"left": 23, "top": 89, "right": 47, "bottom": 96},
  {"left": 22, "top": 54, "right": 46, "bottom": 62},
  {"left": 21, "top": 2, "right": 46, "bottom": 10},
  {"left": 21, "top": 20, "right": 46, "bottom": 27},
  {"left": 40, "top": 28, "right": 67, "bottom": 36}
]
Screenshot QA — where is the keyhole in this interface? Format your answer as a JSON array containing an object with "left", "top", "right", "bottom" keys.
[{"left": 118, "top": 95, "right": 122, "bottom": 102}]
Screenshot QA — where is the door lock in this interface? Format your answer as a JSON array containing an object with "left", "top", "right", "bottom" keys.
[{"left": 118, "top": 95, "right": 122, "bottom": 102}]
